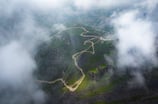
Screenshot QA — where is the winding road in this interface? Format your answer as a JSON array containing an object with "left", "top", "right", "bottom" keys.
[{"left": 38, "top": 26, "right": 113, "bottom": 92}]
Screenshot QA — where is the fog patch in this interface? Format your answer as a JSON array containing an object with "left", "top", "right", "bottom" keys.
[{"left": 113, "top": 10, "right": 157, "bottom": 68}]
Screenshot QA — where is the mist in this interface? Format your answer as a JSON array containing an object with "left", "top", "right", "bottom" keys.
[
  {"left": 0, "top": 0, "right": 51, "bottom": 104},
  {"left": 0, "top": 0, "right": 158, "bottom": 104},
  {"left": 110, "top": 1, "right": 158, "bottom": 87},
  {"left": 113, "top": 10, "right": 157, "bottom": 68}
]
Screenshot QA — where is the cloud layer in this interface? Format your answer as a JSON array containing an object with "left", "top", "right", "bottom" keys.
[
  {"left": 113, "top": 10, "right": 157, "bottom": 67},
  {"left": 0, "top": 0, "right": 157, "bottom": 103}
]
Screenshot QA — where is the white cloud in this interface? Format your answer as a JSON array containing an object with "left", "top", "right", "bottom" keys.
[
  {"left": 0, "top": 0, "right": 145, "bottom": 13},
  {"left": 0, "top": 41, "right": 35, "bottom": 85},
  {"left": 29, "top": 0, "right": 70, "bottom": 10},
  {"left": 141, "top": 0, "right": 158, "bottom": 11},
  {"left": 74, "top": 0, "right": 141, "bottom": 10},
  {"left": 53, "top": 24, "right": 66, "bottom": 31},
  {"left": 113, "top": 10, "right": 157, "bottom": 67}
]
